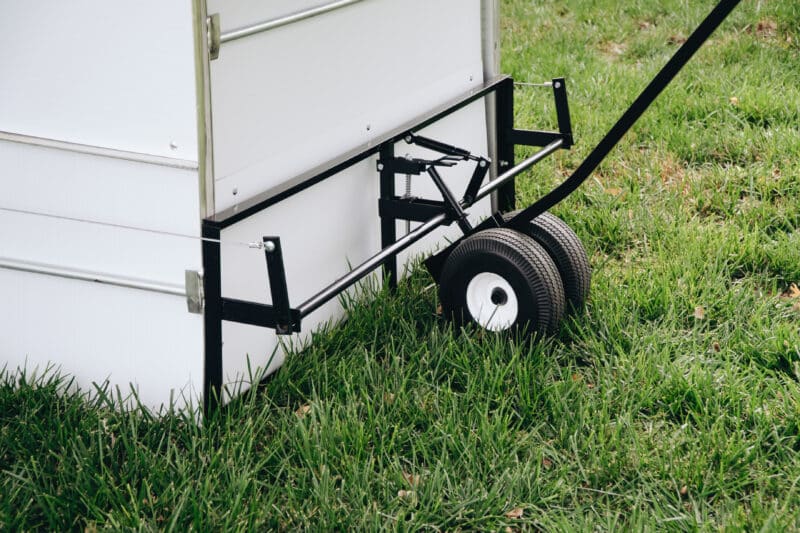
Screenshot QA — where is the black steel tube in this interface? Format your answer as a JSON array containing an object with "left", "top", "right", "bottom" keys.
[
  {"left": 297, "top": 213, "right": 449, "bottom": 317},
  {"left": 506, "top": 0, "right": 741, "bottom": 232},
  {"left": 427, "top": 166, "right": 473, "bottom": 233},
  {"left": 201, "top": 224, "right": 223, "bottom": 414}
]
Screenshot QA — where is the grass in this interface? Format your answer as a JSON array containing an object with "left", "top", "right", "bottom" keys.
[{"left": 3, "top": 0, "right": 800, "bottom": 529}]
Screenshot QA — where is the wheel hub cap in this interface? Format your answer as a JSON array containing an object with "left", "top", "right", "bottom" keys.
[{"left": 465, "top": 272, "right": 518, "bottom": 331}]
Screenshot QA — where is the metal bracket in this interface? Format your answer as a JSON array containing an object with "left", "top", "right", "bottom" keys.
[
  {"left": 377, "top": 157, "right": 428, "bottom": 175},
  {"left": 185, "top": 270, "right": 204, "bottom": 314},
  {"left": 207, "top": 13, "right": 221, "bottom": 60}
]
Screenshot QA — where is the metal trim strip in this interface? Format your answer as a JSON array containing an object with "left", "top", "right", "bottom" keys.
[
  {"left": 0, "top": 257, "right": 186, "bottom": 297},
  {"left": 219, "top": 0, "right": 368, "bottom": 45},
  {"left": 0, "top": 131, "right": 199, "bottom": 171}
]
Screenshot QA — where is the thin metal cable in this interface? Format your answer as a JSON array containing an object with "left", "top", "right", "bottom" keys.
[{"left": 0, "top": 206, "right": 265, "bottom": 250}]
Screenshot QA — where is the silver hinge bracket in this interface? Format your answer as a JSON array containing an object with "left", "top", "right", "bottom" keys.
[
  {"left": 207, "top": 13, "right": 221, "bottom": 60},
  {"left": 185, "top": 270, "right": 204, "bottom": 314}
]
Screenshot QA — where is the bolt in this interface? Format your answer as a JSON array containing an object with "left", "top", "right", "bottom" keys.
[
  {"left": 554, "top": 81, "right": 562, "bottom": 89},
  {"left": 263, "top": 241, "right": 276, "bottom": 252},
  {"left": 377, "top": 163, "right": 384, "bottom": 171},
  {"left": 405, "top": 135, "right": 413, "bottom": 144},
  {"left": 479, "top": 160, "right": 488, "bottom": 167},
  {"left": 500, "top": 160, "right": 509, "bottom": 167}
]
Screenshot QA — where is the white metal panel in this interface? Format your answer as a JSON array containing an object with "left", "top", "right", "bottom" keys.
[
  {"left": 0, "top": 210, "right": 200, "bottom": 289},
  {"left": 0, "top": 269, "right": 204, "bottom": 412},
  {"left": 0, "top": 140, "right": 202, "bottom": 238},
  {"left": 208, "top": 0, "right": 491, "bottom": 394},
  {"left": 0, "top": 0, "right": 199, "bottom": 161},
  {"left": 209, "top": 0, "right": 484, "bottom": 211},
  {"left": 217, "top": 102, "right": 491, "bottom": 392},
  {"left": 218, "top": 158, "right": 381, "bottom": 390},
  {"left": 0, "top": 142, "right": 203, "bottom": 287}
]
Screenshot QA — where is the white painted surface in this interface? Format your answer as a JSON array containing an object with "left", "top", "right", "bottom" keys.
[
  {"left": 0, "top": 1, "right": 199, "bottom": 161},
  {"left": 0, "top": 268, "right": 204, "bottom": 412},
  {"left": 218, "top": 158, "right": 381, "bottom": 390},
  {"left": 209, "top": 0, "right": 483, "bottom": 211},
  {"left": 0, "top": 137, "right": 204, "bottom": 410},
  {"left": 218, "top": 103, "right": 491, "bottom": 393},
  {"left": 0, "top": 141, "right": 203, "bottom": 287}
]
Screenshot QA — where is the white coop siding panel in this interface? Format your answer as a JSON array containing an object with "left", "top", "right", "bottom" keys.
[
  {"left": 0, "top": 141, "right": 204, "bottom": 287},
  {"left": 216, "top": 102, "right": 491, "bottom": 395},
  {"left": 218, "top": 159, "right": 381, "bottom": 390},
  {"left": 0, "top": 0, "right": 199, "bottom": 161},
  {"left": 208, "top": 0, "right": 484, "bottom": 211},
  {"left": 0, "top": 268, "right": 204, "bottom": 412}
]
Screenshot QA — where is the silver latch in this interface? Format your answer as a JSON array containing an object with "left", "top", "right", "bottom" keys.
[
  {"left": 185, "top": 270, "right": 204, "bottom": 314},
  {"left": 207, "top": 13, "right": 221, "bottom": 60}
]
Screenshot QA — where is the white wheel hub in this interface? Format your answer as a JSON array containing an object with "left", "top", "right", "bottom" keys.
[{"left": 465, "top": 272, "right": 518, "bottom": 331}]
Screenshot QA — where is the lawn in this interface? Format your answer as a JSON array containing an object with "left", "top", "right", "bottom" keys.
[{"left": 3, "top": 0, "right": 800, "bottom": 529}]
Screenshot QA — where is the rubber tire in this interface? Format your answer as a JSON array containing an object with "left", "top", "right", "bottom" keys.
[
  {"left": 439, "top": 228, "right": 565, "bottom": 336},
  {"left": 504, "top": 211, "right": 591, "bottom": 313}
]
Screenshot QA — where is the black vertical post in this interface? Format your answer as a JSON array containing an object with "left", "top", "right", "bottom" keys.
[
  {"left": 379, "top": 144, "right": 398, "bottom": 290},
  {"left": 552, "top": 77, "right": 574, "bottom": 149},
  {"left": 202, "top": 222, "right": 223, "bottom": 415},
  {"left": 262, "top": 237, "right": 293, "bottom": 335},
  {"left": 496, "top": 77, "right": 516, "bottom": 213}
]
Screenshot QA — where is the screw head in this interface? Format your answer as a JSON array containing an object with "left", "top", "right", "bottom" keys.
[
  {"left": 554, "top": 81, "right": 562, "bottom": 89},
  {"left": 263, "top": 241, "right": 276, "bottom": 252},
  {"left": 479, "top": 160, "right": 488, "bottom": 167},
  {"left": 377, "top": 163, "right": 384, "bottom": 171}
]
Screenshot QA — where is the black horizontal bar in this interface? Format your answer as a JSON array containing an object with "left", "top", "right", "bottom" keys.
[
  {"left": 206, "top": 75, "right": 511, "bottom": 229},
  {"left": 222, "top": 298, "right": 302, "bottom": 332},
  {"left": 378, "top": 198, "right": 446, "bottom": 222},
  {"left": 510, "top": 129, "right": 567, "bottom": 148}
]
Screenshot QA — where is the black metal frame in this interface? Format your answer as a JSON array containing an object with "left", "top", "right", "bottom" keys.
[{"left": 201, "top": 0, "right": 741, "bottom": 412}]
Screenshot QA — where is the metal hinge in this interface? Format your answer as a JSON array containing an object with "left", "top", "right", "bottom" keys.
[
  {"left": 207, "top": 13, "right": 221, "bottom": 60},
  {"left": 185, "top": 270, "right": 204, "bottom": 314}
]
